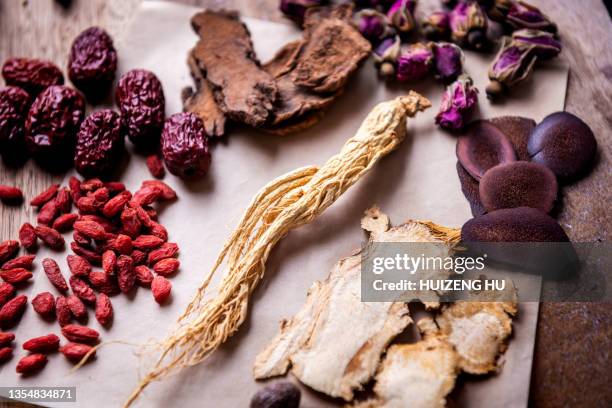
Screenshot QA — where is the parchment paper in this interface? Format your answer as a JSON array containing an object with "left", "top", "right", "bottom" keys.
[{"left": 0, "top": 1, "right": 568, "bottom": 407}]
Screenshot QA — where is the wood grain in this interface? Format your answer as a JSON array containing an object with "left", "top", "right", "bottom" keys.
[{"left": 0, "top": 1, "right": 610, "bottom": 407}]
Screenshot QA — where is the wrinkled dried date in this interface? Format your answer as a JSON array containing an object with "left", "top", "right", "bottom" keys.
[
  {"left": 161, "top": 112, "right": 211, "bottom": 178},
  {"left": 0, "top": 86, "right": 31, "bottom": 164},
  {"left": 2, "top": 58, "right": 64, "bottom": 96},
  {"left": 75, "top": 109, "right": 124, "bottom": 177},
  {"left": 25, "top": 85, "right": 85, "bottom": 168},
  {"left": 68, "top": 27, "right": 118, "bottom": 101},
  {"left": 115, "top": 69, "right": 165, "bottom": 148}
]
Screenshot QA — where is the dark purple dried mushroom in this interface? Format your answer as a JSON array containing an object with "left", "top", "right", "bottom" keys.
[
  {"left": 161, "top": 112, "right": 211, "bottom": 178},
  {"left": 528, "top": 111, "right": 597, "bottom": 179},
  {"left": 0, "top": 86, "right": 31, "bottom": 165},
  {"left": 2, "top": 58, "right": 64, "bottom": 96},
  {"left": 456, "top": 161, "right": 486, "bottom": 217},
  {"left": 115, "top": 69, "right": 165, "bottom": 149},
  {"left": 25, "top": 85, "right": 85, "bottom": 169},
  {"left": 479, "top": 161, "right": 558, "bottom": 213},
  {"left": 74, "top": 109, "right": 124, "bottom": 177},
  {"left": 487, "top": 116, "right": 535, "bottom": 161},
  {"left": 68, "top": 27, "right": 118, "bottom": 102},
  {"left": 456, "top": 120, "right": 517, "bottom": 180},
  {"left": 462, "top": 206, "right": 569, "bottom": 242}
]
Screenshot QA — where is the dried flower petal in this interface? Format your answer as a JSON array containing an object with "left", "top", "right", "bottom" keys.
[
  {"left": 396, "top": 43, "right": 433, "bottom": 81},
  {"left": 511, "top": 29, "right": 561, "bottom": 60},
  {"left": 436, "top": 75, "right": 478, "bottom": 130},
  {"left": 449, "top": 1, "right": 488, "bottom": 49},
  {"left": 387, "top": 0, "right": 416, "bottom": 33},
  {"left": 489, "top": 0, "right": 557, "bottom": 32},
  {"left": 432, "top": 42, "right": 464, "bottom": 83},
  {"left": 422, "top": 11, "right": 450, "bottom": 40}
]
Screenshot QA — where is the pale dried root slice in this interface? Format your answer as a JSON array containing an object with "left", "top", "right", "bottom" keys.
[
  {"left": 435, "top": 298, "right": 517, "bottom": 374},
  {"left": 254, "top": 207, "right": 459, "bottom": 400},
  {"left": 352, "top": 318, "right": 460, "bottom": 408},
  {"left": 124, "top": 93, "right": 431, "bottom": 407}
]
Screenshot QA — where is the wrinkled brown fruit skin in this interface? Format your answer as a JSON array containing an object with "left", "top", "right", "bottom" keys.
[
  {"left": 115, "top": 69, "right": 165, "bottom": 150},
  {"left": 161, "top": 112, "right": 211, "bottom": 178},
  {"left": 2, "top": 58, "right": 64, "bottom": 96},
  {"left": 74, "top": 109, "right": 124, "bottom": 177},
  {"left": 25, "top": 85, "right": 85, "bottom": 170},
  {"left": 68, "top": 27, "right": 118, "bottom": 102},
  {"left": 0, "top": 86, "right": 31, "bottom": 166}
]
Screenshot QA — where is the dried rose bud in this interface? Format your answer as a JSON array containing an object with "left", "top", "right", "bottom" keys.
[
  {"left": 396, "top": 43, "right": 433, "bottom": 81},
  {"left": 486, "top": 30, "right": 561, "bottom": 98},
  {"left": 279, "top": 0, "right": 328, "bottom": 25},
  {"left": 422, "top": 11, "right": 450, "bottom": 40},
  {"left": 387, "top": 0, "right": 416, "bottom": 34},
  {"left": 511, "top": 29, "right": 561, "bottom": 60},
  {"left": 436, "top": 74, "right": 478, "bottom": 130},
  {"left": 450, "top": 1, "right": 488, "bottom": 49},
  {"left": 432, "top": 42, "right": 464, "bottom": 83},
  {"left": 353, "top": 9, "right": 392, "bottom": 43},
  {"left": 489, "top": 0, "right": 556, "bottom": 32},
  {"left": 372, "top": 36, "right": 401, "bottom": 78}
]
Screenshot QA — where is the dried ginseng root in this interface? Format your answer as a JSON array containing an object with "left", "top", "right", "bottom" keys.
[{"left": 125, "top": 92, "right": 431, "bottom": 406}]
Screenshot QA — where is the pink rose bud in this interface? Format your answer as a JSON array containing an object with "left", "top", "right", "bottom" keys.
[{"left": 436, "top": 74, "right": 478, "bottom": 130}]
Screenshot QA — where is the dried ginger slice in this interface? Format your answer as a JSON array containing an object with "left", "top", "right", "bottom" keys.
[
  {"left": 253, "top": 207, "right": 460, "bottom": 401},
  {"left": 353, "top": 317, "right": 460, "bottom": 408},
  {"left": 435, "top": 299, "right": 517, "bottom": 374}
]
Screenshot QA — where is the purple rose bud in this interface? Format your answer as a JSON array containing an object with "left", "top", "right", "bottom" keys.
[
  {"left": 280, "top": 0, "right": 328, "bottom": 25},
  {"left": 507, "top": 1, "right": 557, "bottom": 32},
  {"left": 486, "top": 36, "right": 536, "bottom": 98},
  {"left": 436, "top": 74, "right": 478, "bottom": 130},
  {"left": 373, "top": 36, "right": 402, "bottom": 78},
  {"left": 387, "top": 0, "right": 417, "bottom": 33},
  {"left": 396, "top": 43, "right": 433, "bottom": 81},
  {"left": 353, "top": 9, "right": 391, "bottom": 43},
  {"left": 422, "top": 11, "right": 451, "bottom": 40},
  {"left": 433, "top": 42, "right": 464, "bottom": 82},
  {"left": 450, "top": 1, "right": 488, "bottom": 49},
  {"left": 512, "top": 29, "right": 561, "bottom": 60}
]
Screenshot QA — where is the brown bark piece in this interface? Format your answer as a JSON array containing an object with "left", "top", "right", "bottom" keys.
[
  {"left": 190, "top": 10, "right": 278, "bottom": 127},
  {"left": 183, "top": 52, "right": 226, "bottom": 137},
  {"left": 290, "top": 18, "right": 371, "bottom": 93}
]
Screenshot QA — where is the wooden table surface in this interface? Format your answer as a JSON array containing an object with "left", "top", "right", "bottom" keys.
[{"left": 1, "top": 0, "right": 610, "bottom": 407}]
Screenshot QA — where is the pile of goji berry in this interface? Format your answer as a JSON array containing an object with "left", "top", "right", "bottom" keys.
[{"left": 0, "top": 177, "right": 178, "bottom": 374}]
